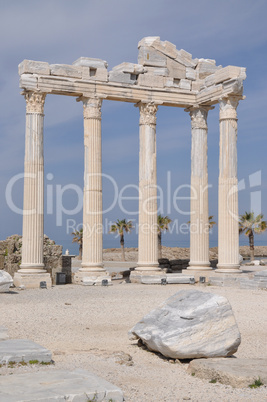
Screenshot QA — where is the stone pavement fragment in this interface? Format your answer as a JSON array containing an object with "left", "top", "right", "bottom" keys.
[
  {"left": 0, "top": 368, "right": 124, "bottom": 401},
  {"left": 0, "top": 339, "right": 52, "bottom": 364},
  {"left": 188, "top": 358, "right": 267, "bottom": 388}
]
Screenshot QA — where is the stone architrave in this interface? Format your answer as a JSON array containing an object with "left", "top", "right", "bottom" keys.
[
  {"left": 130, "top": 102, "right": 161, "bottom": 283},
  {"left": 187, "top": 107, "right": 212, "bottom": 271},
  {"left": 14, "top": 91, "right": 51, "bottom": 289},
  {"left": 216, "top": 96, "right": 241, "bottom": 273},
  {"left": 74, "top": 97, "right": 110, "bottom": 285}
]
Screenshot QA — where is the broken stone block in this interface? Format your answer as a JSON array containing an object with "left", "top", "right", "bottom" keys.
[
  {"left": 18, "top": 60, "right": 50, "bottom": 76},
  {"left": 138, "top": 36, "right": 161, "bottom": 48},
  {"left": 73, "top": 57, "right": 109, "bottom": 81},
  {"left": 179, "top": 79, "right": 191, "bottom": 90},
  {"left": 204, "top": 65, "right": 244, "bottom": 87},
  {"left": 111, "top": 62, "right": 146, "bottom": 74},
  {"left": 151, "top": 39, "right": 179, "bottom": 60},
  {"left": 138, "top": 46, "right": 167, "bottom": 68},
  {"left": 73, "top": 57, "right": 108, "bottom": 69},
  {"left": 196, "top": 59, "right": 220, "bottom": 79},
  {"left": 137, "top": 73, "right": 165, "bottom": 88},
  {"left": 146, "top": 67, "right": 169, "bottom": 76},
  {"left": 186, "top": 67, "right": 197, "bottom": 80},
  {"left": 109, "top": 70, "right": 137, "bottom": 85},
  {"left": 50, "top": 64, "right": 82, "bottom": 79},
  {"left": 191, "top": 79, "right": 206, "bottom": 91},
  {"left": 129, "top": 289, "right": 240, "bottom": 359},
  {"left": 166, "top": 58, "right": 186, "bottom": 79}
]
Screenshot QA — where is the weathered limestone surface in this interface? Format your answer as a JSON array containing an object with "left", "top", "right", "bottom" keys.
[
  {"left": 0, "top": 369, "right": 124, "bottom": 401},
  {"left": 187, "top": 358, "right": 267, "bottom": 388},
  {"left": 129, "top": 290, "right": 240, "bottom": 359},
  {"left": 0, "top": 339, "right": 52, "bottom": 364},
  {"left": 0, "top": 271, "right": 13, "bottom": 293}
]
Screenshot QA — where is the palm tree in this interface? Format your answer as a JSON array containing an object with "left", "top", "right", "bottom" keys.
[
  {"left": 208, "top": 215, "right": 216, "bottom": 231},
  {"left": 109, "top": 219, "right": 133, "bottom": 261},
  {"left": 72, "top": 228, "right": 83, "bottom": 260},
  {"left": 187, "top": 215, "right": 216, "bottom": 232},
  {"left": 157, "top": 215, "right": 172, "bottom": 259},
  {"left": 239, "top": 212, "right": 266, "bottom": 261}
]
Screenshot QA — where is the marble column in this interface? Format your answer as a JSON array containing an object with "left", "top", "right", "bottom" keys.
[
  {"left": 216, "top": 96, "right": 241, "bottom": 273},
  {"left": 14, "top": 91, "right": 51, "bottom": 288},
  {"left": 75, "top": 97, "right": 110, "bottom": 284},
  {"left": 132, "top": 102, "right": 160, "bottom": 281},
  {"left": 187, "top": 107, "right": 212, "bottom": 271}
]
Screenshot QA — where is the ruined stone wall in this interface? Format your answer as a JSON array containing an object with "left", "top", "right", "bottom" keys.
[{"left": 0, "top": 235, "right": 63, "bottom": 278}]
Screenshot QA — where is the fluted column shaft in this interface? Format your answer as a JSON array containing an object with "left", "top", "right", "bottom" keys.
[
  {"left": 216, "top": 96, "right": 241, "bottom": 273},
  {"left": 20, "top": 92, "right": 46, "bottom": 273},
  {"left": 187, "top": 107, "right": 212, "bottom": 271},
  {"left": 137, "top": 102, "right": 160, "bottom": 271},
  {"left": 80, "top": 97, "right": 104, "bottom": 272}
]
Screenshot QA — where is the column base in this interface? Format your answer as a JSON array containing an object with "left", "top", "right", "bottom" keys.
[
  {"left": 73, "top": 270, "right": 111, "bottom": 286},
  {"left": 215, "top": 264, "right": 241, "bottom": 274},
  {"left": 187, "top": 262, "right": 212, "bottom": 271},
  {"left": 19, "top": 263, "right": 45, "bottom": 274},
  {"left": 135, "top": 262, "right": 161, "bottom": 272},
  {"left": 13, "top": 272, "right": 52, "bottom": 289},
  {"left": 80, "top": 263, "right": 105, "bottom": 272}
]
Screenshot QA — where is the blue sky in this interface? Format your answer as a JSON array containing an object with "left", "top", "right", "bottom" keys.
[{"left": 0, "top": 0, "right": 266, "bottom": 254}]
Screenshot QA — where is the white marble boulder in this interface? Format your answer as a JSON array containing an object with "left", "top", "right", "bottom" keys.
[
  {"left": 129, "top": 290, "right": 241, "bottom": 359},
  {"left": 0, "top": 270, "right": 13, "bottom": 292}
]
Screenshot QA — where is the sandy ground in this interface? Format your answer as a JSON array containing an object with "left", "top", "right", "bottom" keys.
[{"left": 1, "top": 282, "right": 267, "bottom": 401}]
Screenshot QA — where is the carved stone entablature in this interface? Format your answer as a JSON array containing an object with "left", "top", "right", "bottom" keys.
[
  {"left": 82, "top": 97, "right": 102, "bottom": 120},
  {"left": 19, "top": 38, "right": 246, "bottom": 109},
  {"left": 24, "top": 91, "right": 46, "bottom": 114},
  {"left": 219, "top": 97, "right": 240, "bottom": 121},
  {"left": 138, "top": 102, "right": 158, "bottom": 126}
]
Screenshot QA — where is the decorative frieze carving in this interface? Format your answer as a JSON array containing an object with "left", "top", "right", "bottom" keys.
[
  {"left": 139, "top": 102, "right": 158, "bottom": 126},
  {"left": 24, "top": 91, "right": 46, "bottom": 114},
  {"left": 219, "top": 97, "right": 239, "bottom": 121},
  {"left": 83, "top": 97, "right": 102, "bottom": 120}
]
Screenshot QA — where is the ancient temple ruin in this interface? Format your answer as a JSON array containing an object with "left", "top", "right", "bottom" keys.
[{"left": 15, "top": 37, "right": 246, "bottom": 287}]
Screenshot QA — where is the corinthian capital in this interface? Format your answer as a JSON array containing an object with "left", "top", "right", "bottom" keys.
[
  {"left": 83, "top": 97, "right": 102, "bottom": 119},
  {"left": 138, "top": 102, "right": 158, "bottom": 126},
  {"left": 188, "top": 107, "right": 209, "bottom": 130},
  {"left": 24, "top": 92, "right": 46, "bottom": 114},
  {"left": 219, "top": 96, "right": 240, "bottom": 121}
]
